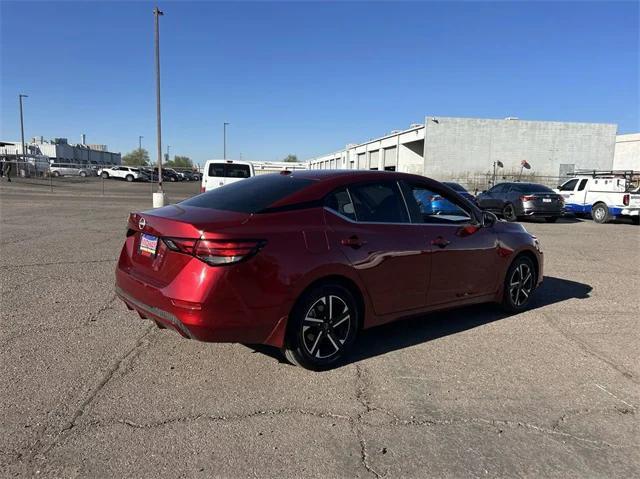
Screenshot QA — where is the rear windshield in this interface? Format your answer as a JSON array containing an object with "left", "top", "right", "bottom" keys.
[
  {"left": 181, "top": 175, "right": 314, "bottom": 213},
  {"left": 208, "top": 163, "right": 251, "bottom": 178},
  {"left": 511, "top": 183, "right": 554, "bottom": 193}
]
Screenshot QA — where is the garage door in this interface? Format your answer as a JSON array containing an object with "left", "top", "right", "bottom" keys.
[
  {"left": 383, "top": 147, "right": 397, "bottom": 168},
  {"left": 369, "top": 150, "right": 379, "bottom": 170}
]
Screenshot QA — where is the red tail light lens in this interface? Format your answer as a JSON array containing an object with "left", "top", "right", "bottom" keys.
[
  {"left": 163, "top": 238, "right": 264, "bottom": 266},
  {"left": 623, "top": 194, "right": 630, "bottom": 206},
  {"left": 520, "top": 195, "right": 536, "bottom": 201}
]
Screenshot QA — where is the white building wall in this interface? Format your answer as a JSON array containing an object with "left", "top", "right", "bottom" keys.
[
  {"left": 613, "top": 133, "right": 640, "bottom": 170},
  {"left": 423, "top": 117, "right": 616, "bottom": 182}
]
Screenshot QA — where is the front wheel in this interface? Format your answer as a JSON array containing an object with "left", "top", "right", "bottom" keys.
[
  {"left": 283, "top": 284, "right": 359, "bottom": 371},
  {"left": 79, "top": 171, "right": 87, "bottom": 177},
  {"left": 126, "top": 174, "right": 134, "bottom": 182},
  {"left": 591, "top": 203, "right": 609, "bottom": 224},
  {"left": 101, "top": 172, "right": 109, "bottom": 179},
  {"left": 502, "top": 256, "right": 536, "bottom": 313}
]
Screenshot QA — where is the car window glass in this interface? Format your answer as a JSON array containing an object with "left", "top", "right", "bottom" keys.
[
  {"left": 325, "top": 187, "right": 356, "bottom": 221},
  {"left": 225, "top": 164, "right": 251, "bottom": 178},
  {"left": 405, "top": 182, "right": 472, "bottom": 224},
  {"left": 208, "top": 163, "right": 225, "bottom": 177},
  {"left": 489, "top": 184, "right": 507, "bottom": 194},
  {"left": 578, "top": 179, "right": 588, "bottom": 191},
  {"left": 559, "top": 179, "right": 579, "bottom": 191},
  {"left": 348, "top": 182, "right": 409, "bottom": 223}
]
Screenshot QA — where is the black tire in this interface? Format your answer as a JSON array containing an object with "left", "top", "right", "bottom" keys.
[
  {"left": 101, "top": 172, "right": 109, "bottom": 179},
  {"left": 53, "top": 171, "right": 60, "bottom": 177},
  {"left": 79, "top": 171, "right": 87, "bottom": 177},
  {"left": 501, "top": 255, "right": 537, "bottom": 313},
  {"left": 126, "top": 174, "right": 134, "bottom": 182},
  {"left": 502, "top": 203, "right": 517, "bottom": 222},
  {"left": 591, "top": 203, "right": 609, "bottom": 224},
  {"left": 632, "top": 216, "right": 639, "bottom": 225},
  {"left": 170, "top": 176, "right": 176, "bottom": 182},
  {"left": 283, "top": 284, "right": 359, "bottom": 371},
  {"left": 544, "top": 216, "right": 558, "bottom": 223}
]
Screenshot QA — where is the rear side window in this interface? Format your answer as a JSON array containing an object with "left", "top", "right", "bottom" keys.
[
  {"left": 325, "top": 187, "right": 356, "bottom": 221},
  {"left": 181, "top": 175, "right": 314, "bottom": 213},
  {"left": 514, "top": 183, "right": 554, "bottom": 193},
  {"left": 578, "top": 179, "right": 588, "bottom": 191},
  {"left": 348, "top": 182, "right": 409, "bottom": 223}
]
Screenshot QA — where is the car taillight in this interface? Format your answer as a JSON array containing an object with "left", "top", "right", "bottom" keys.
[
  {"left": 623, "top": 194, "right": 630, "bottom": 206},
  {"left": 163, "top": 238, "right": 265, "bottom": 265},
  {"left": 200, "top": 186, "right": 205, "bottom": 193},
  {"left": 520, "top": 195, "right": 536, "bottom": 201}
]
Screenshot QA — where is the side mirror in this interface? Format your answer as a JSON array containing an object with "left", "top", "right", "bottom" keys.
[{"left": 482, "top": 210, "right": 497, "bottom": 227}]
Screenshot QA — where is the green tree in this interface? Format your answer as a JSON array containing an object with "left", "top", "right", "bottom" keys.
[
  {"left": 122, "top": 148, "right": 150, "bottom": 166},
  {"left": 165, "top": 155, "right": 193, "bottom": 168},
  {"left": 283, "top": 154, "right": 298, "bottom": 163}
]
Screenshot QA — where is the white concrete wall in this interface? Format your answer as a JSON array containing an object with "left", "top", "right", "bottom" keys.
[
  {"left": 423, "top": 117, "right": 617, "bottom": 182},
  {"left": 613, "top": 133, "right": 640, "bottom": 170}
]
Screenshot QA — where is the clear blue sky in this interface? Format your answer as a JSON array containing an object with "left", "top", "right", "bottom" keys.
[{"left": 1, "top": 1, "right": 638, "bottom": 165}]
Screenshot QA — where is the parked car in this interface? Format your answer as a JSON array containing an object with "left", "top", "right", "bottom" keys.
[
  {"left": 476, "top": 182, "right": 564, "bottom": 222},
  {"left": 201, "top": 159, "right": 254, "bottom": 192},
  {"left": 182, "top": 170, "right": 201, "bottom": 181},
  {"left": 555, "top": 172, "right": 640, "bottom": 224},
  {"left": 150, "top": 167, "right": 181, "bottom": 182},
  {"left": 98, "top": 166, "right": 145, "bottom": 182},
  {"left": 442, "top": 182, "right": 476, "bottom": 203},
  {"left": 164, "top": 168, "right": 185, "bottom": 181},
  {"left": 50, "top": 163, "right": 95, "bottom": 177},
  {"left": 116, "top": 170, "right": 543, "bottom": 370}
]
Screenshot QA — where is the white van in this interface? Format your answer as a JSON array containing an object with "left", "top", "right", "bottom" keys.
[{"left": 201, "top": 160, "right": 255, "bottom": 192}]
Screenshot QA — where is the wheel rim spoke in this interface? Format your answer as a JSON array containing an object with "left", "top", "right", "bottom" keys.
[{"left": 302, "top": 295, "right": 351, "bottom": 359}]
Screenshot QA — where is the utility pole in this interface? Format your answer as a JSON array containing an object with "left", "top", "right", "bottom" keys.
[
  {"left": 19, "top": 94, "right": 28, "bottom": 165},
  {"left": 166, "top": 144, "right": 171, "bottom": 162},
  {"left": 139, "top": 135, "right": 143, "bottom": 151},
  {"left": 153, "top": 6, "right": 165, "bottom": 206},
  {"left": 223, "top": 122, "right": 230, "bottom": 159}
]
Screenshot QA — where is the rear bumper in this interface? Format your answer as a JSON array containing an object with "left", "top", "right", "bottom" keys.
[
  {"left": 620, "top": 208, "right": 640, "bottom": 217},
  {"left": 115, "top": 245, "right": 288, "bottom": 346},
  {"left": 521, "top": 208, "right": 564, "bottom": 217}
]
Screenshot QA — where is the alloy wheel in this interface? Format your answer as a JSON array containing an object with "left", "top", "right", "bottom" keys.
[
  {"left": 503, "top": 204, "right": 517, "bottom": 222},
  {"left": 509, "top": 263, "right": 533, "bottom": 306},
  {"left": 301, "top": 295, "right": 351, "bottom": 359}
]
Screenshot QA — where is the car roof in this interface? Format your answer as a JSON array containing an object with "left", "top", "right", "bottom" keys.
[{"left": 266, "top": 169, "right": 449, "bottom": 208}]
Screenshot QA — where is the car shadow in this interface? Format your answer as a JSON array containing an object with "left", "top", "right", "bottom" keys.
[{"left": 244, "top": 276, "right": 592, "bottom": 368}]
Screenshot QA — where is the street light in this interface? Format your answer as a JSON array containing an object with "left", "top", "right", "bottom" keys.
[
  {"left": 223, "top": 122, "right": 230, "bottom": 159},
  {"left": 166, "top": 144, "right": 171, "bottom": 162},
  {"left": 153, "top": 6, "right": 165, "bottom": 207},
  {"left": 19, "top": 94, "right": 28, "bottom": 165},
  {"left": 138, "top": 135, "right": 143, "bottom": 151}
]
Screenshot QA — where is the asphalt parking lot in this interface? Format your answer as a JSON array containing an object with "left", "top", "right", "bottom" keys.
[{"left": 1, "top": 180, "right": 639, "bottom": 478}]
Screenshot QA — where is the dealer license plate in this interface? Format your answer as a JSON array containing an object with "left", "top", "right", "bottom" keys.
[{"left": 139, "top": 233, "right": 158, "bottom": 256}]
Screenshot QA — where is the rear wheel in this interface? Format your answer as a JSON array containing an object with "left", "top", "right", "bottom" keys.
[
  {"left": 79, "top": 171, "right": 87, "bottom": 177},
  {"left": 544, "top": 216, "right": 558, "bottom": 223},
  {"left": 502, "top": 203, "right": 517, "bottom": 222},
  {"left": 126, "top": 174, "right": 134, "bottom": 182},
  {"left": 283, "top": 284, "right": 359, "bottom": 370},
  {"left": 170, "top": 176, "right": 177, "bottom": 182},
  {"left": 591, "top": 203, "right": 609, "bottom": 224},
  {"left": 502, "top": 256, "right": 536, "bottom": 313},
  {"left": 53, "top": 171, "right": 60, "bottom": 177}
]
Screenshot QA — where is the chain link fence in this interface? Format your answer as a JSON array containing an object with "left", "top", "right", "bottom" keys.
[{"left": 0, "top": 159, "right": 203, "bottom": 198}]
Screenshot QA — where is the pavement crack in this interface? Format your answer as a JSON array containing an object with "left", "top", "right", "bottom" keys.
[
  {"left": 27, "top": 325, "right": 155, "bottom": 467},
  {"left": 354, "top": 364, "right": 384, "bottom": 478},
  {"left": 542, "top": 312, "right": 637, "bottom": 385}
]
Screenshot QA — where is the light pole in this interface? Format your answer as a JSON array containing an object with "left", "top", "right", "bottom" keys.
[
  {"left": 153, "top": 6, "right": 164, "bottom": 206},
  {"left": 166, "top": 144, "right": 171, "bottom": 162},
  {"left": 223, "top": 122, "right": 230, "bottom": 159},
  {"left": 138, "top": 135, "right": 143, "bottom": 151},
  {"left": 19, "top": 94, "right": 28, "bottom": 165}
]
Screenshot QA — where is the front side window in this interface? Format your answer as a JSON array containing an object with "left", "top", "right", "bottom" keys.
[
  {"left": 402, "top": 181, "right": 472, "bottom": 224},
  {"left": 559, "top": 179, "right": 579, "bottom": 192},
  {"left": 325, "top": 187, "right": 356, "bottom": 221},
  {"left": 348, "top": 182, "right": 409, "bottom": 223}
]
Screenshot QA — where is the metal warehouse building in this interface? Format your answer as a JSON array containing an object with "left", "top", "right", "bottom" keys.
[
  {"left": 0, "top": 136, "right": 121, "bottom": 165},
  {"left": 307, "top": 116, "right": 625, "bottom": 189}
]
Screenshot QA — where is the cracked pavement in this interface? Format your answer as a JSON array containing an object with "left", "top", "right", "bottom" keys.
[{"left": 1, "top": 181, "right": 639, "bottom": 477}]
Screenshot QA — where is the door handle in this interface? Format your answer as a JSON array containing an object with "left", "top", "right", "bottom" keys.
[
  {"left": 431, "top": 236, "right": 450, "bottom": 248},
  {"left": 341, "top": 235, "right": 366, "bottom": 249}
]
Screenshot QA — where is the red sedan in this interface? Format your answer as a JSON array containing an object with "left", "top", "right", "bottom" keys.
[{"left": 116, "top": 170, "right": 543, "bottom": 370}]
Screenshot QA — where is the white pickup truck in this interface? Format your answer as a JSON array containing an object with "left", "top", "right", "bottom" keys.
[{"left": 556, "top": 172, "right": 640, "bottom": 224}]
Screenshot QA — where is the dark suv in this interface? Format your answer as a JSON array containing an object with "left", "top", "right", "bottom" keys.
[{"left": 476, "top": 182, "right": 564, "bottom": 222}]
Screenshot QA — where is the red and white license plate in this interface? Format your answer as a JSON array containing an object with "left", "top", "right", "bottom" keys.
[{"left": 139, "top": 233, "right": 158, "bottom": 256}]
